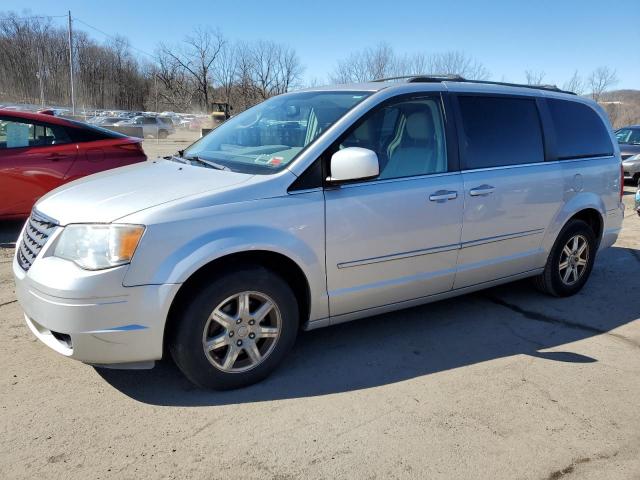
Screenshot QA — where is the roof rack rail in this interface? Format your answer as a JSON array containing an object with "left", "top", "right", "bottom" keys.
[
  {"left": 372, "top": 74, "right": 465, "bottom": 83},
  {"left": 373, "top": 74, "right": 576, "bottom": 95}
]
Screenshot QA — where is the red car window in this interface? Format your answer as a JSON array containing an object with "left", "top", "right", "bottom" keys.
[{"left": 0, "top": 119, "right": 70, "bottom": 149}]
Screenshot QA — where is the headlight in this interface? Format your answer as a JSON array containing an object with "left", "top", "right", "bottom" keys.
[{"left": 53, "top": 224, "right": 145, "bottom": 270}]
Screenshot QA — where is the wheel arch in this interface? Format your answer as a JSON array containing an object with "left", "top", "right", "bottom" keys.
[
  {"left": 164, "top": 249, "right": 313, "bottom": 351},
  {"left": 543, "top": 193, "right": 606, "bottom": 256},
  {"left": 566, "top": 208, "right": 603, "bottom": 244}
]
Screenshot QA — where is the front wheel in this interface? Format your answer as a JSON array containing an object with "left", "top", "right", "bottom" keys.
[
  {"left": 169, "top": 267, "right": 299, "bottom": 389},
  {"left": 533, "top": 219, "right": 596, "bottom": 297}
]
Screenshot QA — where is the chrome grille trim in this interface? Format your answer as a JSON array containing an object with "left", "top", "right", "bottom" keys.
[{"left": 17, "top": 211, "right": 58, "bottom": 271}]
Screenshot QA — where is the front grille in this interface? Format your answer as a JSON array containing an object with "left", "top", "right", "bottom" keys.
[{"left": 17, "top": 211, "right": 58, "bottom": 271}]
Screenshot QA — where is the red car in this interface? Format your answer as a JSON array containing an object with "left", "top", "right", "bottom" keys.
[{"left": 0, "top": 109, "right": 146, "bottom": 219}]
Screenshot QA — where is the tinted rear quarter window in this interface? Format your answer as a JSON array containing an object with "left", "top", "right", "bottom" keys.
[
  {"left": 66, "top": 126, "right": 117, "bottom": 142},
  {"left": 458, "top": 96, "right": 544, "bottom": 169},
  {"left": 547, "top": 99, "right": 613, "bottom": 159}
]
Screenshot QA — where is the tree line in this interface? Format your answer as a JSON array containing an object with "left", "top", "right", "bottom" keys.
[
  {"left": 0, "top": 13, "right": 305, "bottom": 114},
  {"left": 0, "top": 12, "right": 637, "bottom": 127}
]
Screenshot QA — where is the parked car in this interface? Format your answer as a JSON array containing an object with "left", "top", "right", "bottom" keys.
[
  {"left": 0, "top": 109, "right": 146, "bottom": 219},
  {"left": 615, "top": 125, "right": 640, "bottom": 183},
  {"left": 13, "top": 77, "right": 624, "bottom": 389},
  {"left": 115, "top": 115, "right": 174, "bottom": 138},
  {"left": 89, "top": 116, "right": 127, "bottom": 127}
]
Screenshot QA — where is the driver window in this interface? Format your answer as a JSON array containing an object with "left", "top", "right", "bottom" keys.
[{"left": 338, "top": 96, "right": 447, "bottom": 180}]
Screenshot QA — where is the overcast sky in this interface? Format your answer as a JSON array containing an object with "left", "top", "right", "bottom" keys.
[{"left": 4, "top": 0, "right": 639, "bottom": 89}]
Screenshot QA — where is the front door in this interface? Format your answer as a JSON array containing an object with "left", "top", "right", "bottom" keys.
[{"left": 324, "top": 94, "right": 463, "bottom": 317}]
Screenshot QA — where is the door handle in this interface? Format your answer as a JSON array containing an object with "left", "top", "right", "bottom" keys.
[
  {"left": 46, "top": 153, "right": 65, "bottom": 161},
  {"left": 469, "top": 185, "right": 495, "bottom": 196},
  {"left": 429, "top": 190, "right": 458, "bottom": 202}
]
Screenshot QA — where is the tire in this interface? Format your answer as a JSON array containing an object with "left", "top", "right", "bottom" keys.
[
  {"left": 169, "top": 266, "right": 299, "bottom": 389},
  {"left": 633, "top": 173, "right": 640, "bottom": 186},
  {"left": 158, "top": 129, "right": 168, "bottom": 139},
  {"left": 533, "top": 219, "right": 596, "bottom": 297}
]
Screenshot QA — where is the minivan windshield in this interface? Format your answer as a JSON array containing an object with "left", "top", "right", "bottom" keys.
[{"left": 183, "top": 91, "right": 370, "bottom": 173}]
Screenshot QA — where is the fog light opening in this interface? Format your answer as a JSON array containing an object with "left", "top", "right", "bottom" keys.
[{"left": 51, "top": 330, "right": 72, "bottom": 349}]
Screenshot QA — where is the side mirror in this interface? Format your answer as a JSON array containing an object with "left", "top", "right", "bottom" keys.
[{"left": 327, "top": 147, "right": 379, "bottom": 183}]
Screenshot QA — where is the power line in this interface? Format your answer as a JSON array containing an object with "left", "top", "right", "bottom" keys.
[
  {"left": 73, "top": 16, "right": 157, "bottom": 60},
  {"left": 4, "top": 14, "right": 67, "bottom": 20},
  {"left": 6, "top": 13, "right": 157, "bottom": 61}
]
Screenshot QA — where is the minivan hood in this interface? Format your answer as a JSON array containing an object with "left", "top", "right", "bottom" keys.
[{"left": 35, "top": 160, "right": 253, "bottom": 225}]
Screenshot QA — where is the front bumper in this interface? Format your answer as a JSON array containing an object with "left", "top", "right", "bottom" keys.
[{"left": 13, "top": 254, "right": 180, "bottom": 366}]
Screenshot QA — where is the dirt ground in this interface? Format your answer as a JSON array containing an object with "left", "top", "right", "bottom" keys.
[
  {"left": 139, "top": 129, "right": 202, "bottom": 159},
  {"left": 0, "top": 163, "right": 639, "bottom": 478}
]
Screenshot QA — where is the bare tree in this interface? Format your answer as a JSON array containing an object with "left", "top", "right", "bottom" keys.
[
  {"left": 330, "top": 42, "right": 398, "bottom": 83},
  {"left": 425, "top": 51, "right": 490, "bottom": 80},
  {"left": 232, "top": 42, "right": 259, "bottom": 111},
  {"left": 0, "top": 13, "right": 150, "bottom": 111},
  {"left": 214, "top": 41, "right": 237, "bottom": 106},
  {"left": 525, "top": 70, "right": 546, "bottom": 85},
  {"left": 562, "top": 70, "right": 584, "bottom": 95},
  {"left": 153, "top": 47, "right": 196, "bottom": 111},
  {"left": 588, "top": 66, "right": 618, "bottom": 102},
  {"left": 246, "top": 40, "right": 303, "bottom": 100},
  {"left": 160, "top": 27, "right": 225, "bottom": 110},
  {"left": 331, "top": 45, "right": 489, "bottom": 83}
]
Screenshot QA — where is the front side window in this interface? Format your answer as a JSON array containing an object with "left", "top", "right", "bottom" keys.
[
  {"left": 615, "top": 128, "right": 640, "bottom": 145},
  {"left": 547, "top": 98, "right": 613, "bottom": 159},
  {"left": 334, "top": 96, "right": 448, "bottom": 180},
  {"left": 0, "top": 119, "right": 70, "bottom": 149},
  {"left": 458, "top": 96, "right": 544, "bottom": 169},
  {"left": 184, "top": 91, "right": 370, "bottom": 174}
]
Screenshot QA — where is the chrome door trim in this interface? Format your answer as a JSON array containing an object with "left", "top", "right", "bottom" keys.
[
  {"left": 336, "top": 228, "right": 544, "bottom": 269},
  {"left": 460, "top": 228, "right": 545, "bottom": 249},
  {"left": 337, "top": 243, "right": 459, "bottom": 269}
]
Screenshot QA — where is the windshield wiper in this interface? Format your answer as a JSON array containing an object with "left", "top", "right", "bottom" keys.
[
  {"left": 165, "top": 154, "right": 188, "bottom": 164},
  {"left": 185, "top": 156, "right": 230, "bottom": 171}
]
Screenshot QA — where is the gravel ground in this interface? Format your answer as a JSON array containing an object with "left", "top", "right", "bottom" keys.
[{"left": 0, "top": 178, "right": 638, "bottom": 479}]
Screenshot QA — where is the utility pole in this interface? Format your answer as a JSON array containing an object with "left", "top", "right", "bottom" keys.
[{"left": 67, "top": 11, "right": 76, "bottom": 115}]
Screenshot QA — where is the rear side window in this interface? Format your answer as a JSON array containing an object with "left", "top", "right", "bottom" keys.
[
  {"left": 547, "top": 99, "right": 613, "bottom": 160},
  {"left": 458, "top": 96, "right": 544, "bottom": 169},
  {"left": 66, "top": 126, "right": 116, "bottom": 142},
  {"left": 0, "top": 118, "right": 71, "bottom": 149}
]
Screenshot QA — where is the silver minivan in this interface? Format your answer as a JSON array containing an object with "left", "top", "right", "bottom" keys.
[{"left": 13, "top": 77, "right": 624, "bottom": 389}]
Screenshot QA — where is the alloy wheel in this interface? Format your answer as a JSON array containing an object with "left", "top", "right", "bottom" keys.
[
  {"left": 558, "top": 234, "right": 589, "bottom": 286},
  {"left": 202, "top": 291, "right": 281, "bottom": 373}
]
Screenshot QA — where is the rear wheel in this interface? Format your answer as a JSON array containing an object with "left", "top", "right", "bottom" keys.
[
  {"left": 169, "top": 267, "right": 299, "bottom": 389},
  {"left": 534, "top": 219, "right": 596, "bottom": 297}
]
